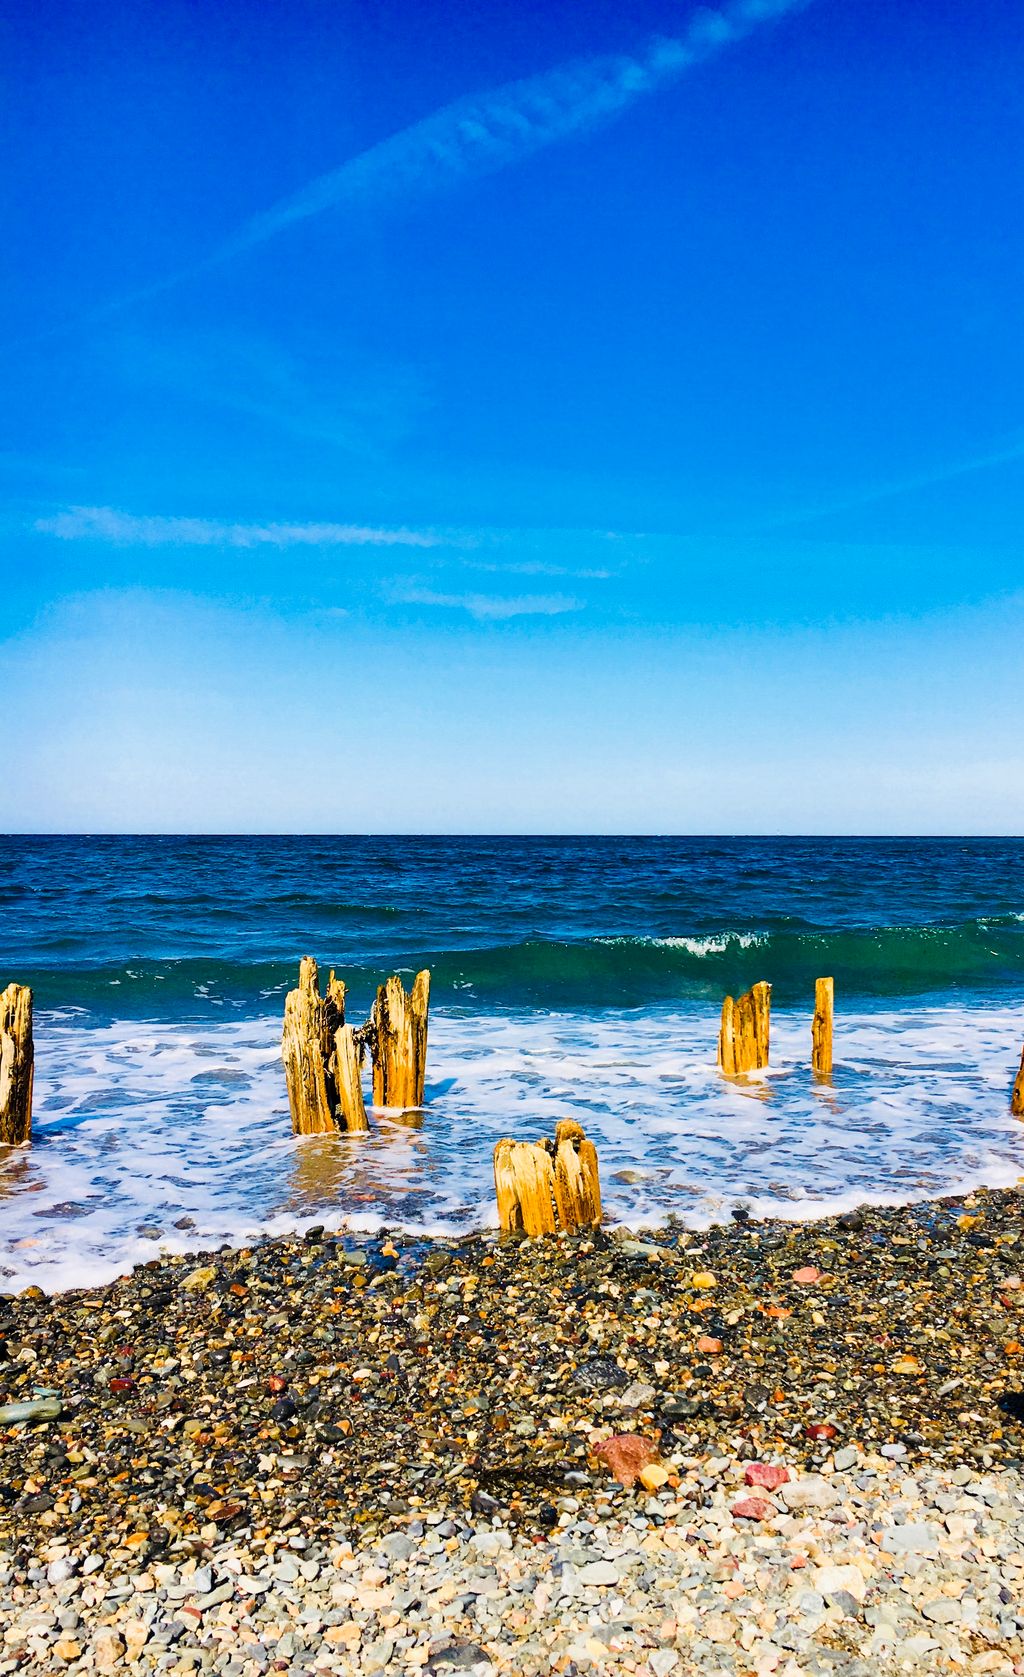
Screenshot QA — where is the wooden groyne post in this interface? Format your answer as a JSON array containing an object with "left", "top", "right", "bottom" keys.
[
  {"left": 0, "top": 983, "right": 33, "bottom": 1146},
  {"left": 282, "top": 959, "right": 430, "bottom": 1132},
  {"left": 1013, "top": 1041, "right": 1024, "bottom": 1118},
  {"left": 494, "top": 1119, "right": 602, "bottom": 1236},
  {"left": 370, "top": 971, "right": 430, "bottom": 1109},
  {"left": 812, "top": 976, "right": 834, "bottom": 1077},
  {"left": 282, "top": 958, "right": 368, "bottom": 1135},
  {"left": 718, "top": 981, "right": 771, "bottom": 1075}
]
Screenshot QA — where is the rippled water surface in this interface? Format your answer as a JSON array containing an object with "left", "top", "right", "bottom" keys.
[{"left": 2, "top": 836, "right": 1023, "bottom": 1290}]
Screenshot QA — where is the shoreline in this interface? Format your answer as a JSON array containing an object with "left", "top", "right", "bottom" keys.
[{"left": 3, "top": 1185, "right": 1024, "bottom": 1672}]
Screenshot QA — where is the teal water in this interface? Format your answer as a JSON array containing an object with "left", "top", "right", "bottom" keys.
[{"left": 1, "top": 836, "right": 1023, "bottom": 1292}]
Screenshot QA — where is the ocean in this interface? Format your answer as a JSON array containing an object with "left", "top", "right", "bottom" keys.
[{"left": 2, "top": 834, "right": 1023, "bottom": 1292}]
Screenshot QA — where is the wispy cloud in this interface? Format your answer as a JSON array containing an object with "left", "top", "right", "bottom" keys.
[
  {"left": 213, "top": 0, "right": 810, "bottom": 266},
  {"left": 35, "top": 505, "right": 445, "bottom": 550},
  {"left": 759, "top": 427, "right": 1024, "bottom": 534},
  {"left": 390, "top": 585, "right": 582, "bottom": 620},
  {"left": 26, "top": 0, "right": 813, "bottom": 343}
]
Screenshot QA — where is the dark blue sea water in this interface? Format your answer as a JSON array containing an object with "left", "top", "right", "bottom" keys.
[
  {"left": 6, "top": 834, "right": 1024, "bottom": 1017},
  {"left": 2, "top": 835, "right": 1023, "bottom": 1292}
]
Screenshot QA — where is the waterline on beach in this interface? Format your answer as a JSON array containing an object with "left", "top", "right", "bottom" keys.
[{"left": 2, "top": 1002, "right": 1023, "bottom": 1293}]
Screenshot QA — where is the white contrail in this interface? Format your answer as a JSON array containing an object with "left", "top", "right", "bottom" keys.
[
  {"left": 20, "top": 0, "right": 815, "bottom": 341},
  {"left": 216, "top": 0, "right": 814, "bottom": 264}
]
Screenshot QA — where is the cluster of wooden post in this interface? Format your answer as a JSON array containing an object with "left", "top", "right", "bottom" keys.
[
  {"left": 281, "top": 958, "right": 430, "bottom": 1135},
  {"left": 0, "top": 983, "right": 33, "bottom": 1146},
  {"left": 493, "top": 1119, "right": 602, "bottom": 1236},
  {"left": 717, "top": 975, "right": 835, "bottom": 1079}
]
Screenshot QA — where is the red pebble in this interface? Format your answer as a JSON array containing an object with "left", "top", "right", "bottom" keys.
[
  {"left": 792, "top": 1266, "right": 823, "bottom": 1284},
  {"left": 268, "top": 1376, "right": 287, "bottom": 1393},
  {"left": 806, "top": 1423, "right": 838, "bottom": 1440},
  {"left": 594, "top": 1434, "right": 659, "bottom": 1489},
  {"left": 109, "top": 1377, "right": 135, "bottom": 1394},
  {"left": 732, "top": 1497, "right": 774, "bottom": 1521},
  {"left": 744, "top": 1462, "right": 790, "bottom": 1490}
]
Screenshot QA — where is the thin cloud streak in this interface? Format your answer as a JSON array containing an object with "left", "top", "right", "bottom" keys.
[
  {"left": 390, "top": 585, "right": 582, "bottom": 620},
  {"left": 760, "top": 428, "right": 1024, "bottom": 534},
  {"left": 22, "top": 0, "right": 813, "bottom": 344},
  {"left": 217, "top": 0, "right": 812, "bottom": 265},
  {"left": 35, "top": 506, "right": 446, "bottom": 550}
]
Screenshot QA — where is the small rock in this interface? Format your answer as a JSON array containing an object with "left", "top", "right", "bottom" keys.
[
  {"left": 780, "top": 1476, "right": 840, "bottom": 1511},
  {"left": 579, "top": 1560, "right": 621, "bottom": 1586},
  {"left": 182, "top": 1265, "right": 217, "bottom": 1292},
  {"left": 618, "top": 1381, "right": 657, "bottom": 1410}
]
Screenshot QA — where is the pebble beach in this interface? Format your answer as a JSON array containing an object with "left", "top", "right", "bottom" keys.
[{"left": 4, "top": 1186, "right": 1024, "bottom": 1676}]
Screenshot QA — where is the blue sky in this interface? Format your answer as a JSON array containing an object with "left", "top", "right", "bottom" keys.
[{"left": 3, "top": 0, "right": 1023, "bottom": 833}]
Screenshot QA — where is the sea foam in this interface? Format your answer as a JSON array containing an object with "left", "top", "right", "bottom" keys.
[{"left": 2, "top": 1002, "right": 1023, "bottom": 1293}]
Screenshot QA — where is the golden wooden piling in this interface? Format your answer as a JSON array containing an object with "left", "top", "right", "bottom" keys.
[
  {"left": 812, "top": 976, "right": 834, "bottom": 1078},
  {"left": 282, "top": 958, "right": 338, "bottom": 1135},
  {"left": 331, "top": 1023, "right": 369, "bottom": 1133},
  {"left": 1012, "top": 1042, "right": 1024, "bottom": 1119},
  {"left": 0, "top": 983, "right": 33, "bottom": 1146},
  {"left": 370, "top": 970, "right": 430, "bottom": 1109},
  {"left": 494, "top": 1121, "right": 602, "bottom": 1236},
  {"left": 718, "top": 981, "right": 771, "bottom": 1075},
  {"left": 553, "top": 1118, "right": 602, "bottom": 1230}
]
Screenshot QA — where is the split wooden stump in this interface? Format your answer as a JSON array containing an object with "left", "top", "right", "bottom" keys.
[
  {"left": 494, "top": 1119, "right": 602, "bottom": 1236},
  {"left": 282, "top": 958, "right": 429, "bottom": 1135},
  {"left": 718, "top": 981, "right": 771, "bottom": 1075},
  {"left": 812, "top": 976, "right": 834, "bottom": 1077},
  {"left": 0, "top": 983, "right": 33, "bottom": 1146},
  {"left": 1013, "top": 1041, "right": 1024, "bottom": 1119},
  {"left": 371, "top": 970, "right": 430, "bottom": 1108}
]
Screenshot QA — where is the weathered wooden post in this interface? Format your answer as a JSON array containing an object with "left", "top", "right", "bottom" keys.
[
  {"left": 494, "top": 1139, "right": 557, "bottom": 1235},
  {"left": 370, "top": 970, "right": 430, "bottom": 1109},
  {"left": 282, "top": 959, "right": 368, "bottom": 1134},
  {"left": 718, "top": 981, "right": 771, "bottom": 1075},
  {"left": 553, "top": 1118, "right": 602, "bottom": 1230},
  {"left": 494, "top": 1121, "right": 602, "bottom": 1236},
  {"left": 1012, "top": 1041, "right": 1024, "bottom": 1119},
  {"left": 0, "top": 983, "right": 33, "bottom": 1146},
  {"left": 812, "top": 976, "right": 834, "bottom": 1077}
]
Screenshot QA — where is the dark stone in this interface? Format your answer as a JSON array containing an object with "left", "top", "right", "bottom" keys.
[
  {"left": 538, "top": 1503, "right": 558, "bottom": 1527},
  {"left": 838, "top": 1210, "right": 865, "bottom": 1231},
  {"left": 425, "top": 1645, "right": 491, "bottom": 1674},
  {"left": 470, "top": 1489, "right": 500, "bottom": 1516},
  {"left": 575, "top": 1356, "right": 628, "bottom": 1391},
  {"left": 271, "top": 1397, "right": 297, "bottom": 1422}
]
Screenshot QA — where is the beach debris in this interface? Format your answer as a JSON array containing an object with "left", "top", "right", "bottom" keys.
[
  {"left": 812, "top": 974, "right": 834, "bottom": 1077},
  {"left": 493, "top": 1119, "right": 602, "bottom": 1236},
  {"left": 1013, "top": 1040, "right": 1024, "bottom": 1117},
  {"left": 370, "top": 970, "right": 430, "bottom": 1110},
  {"left": 717, "top": 980, "right": 771, "bottom": 1075},
  {"left": 594, "top": 1433, "right": 659, "bottom": 1488},
  {"left": 0, "top": 981, "right": 33, "bottom": 1146}
]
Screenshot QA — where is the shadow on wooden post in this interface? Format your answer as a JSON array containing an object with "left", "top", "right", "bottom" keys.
[
  {"left": 812, "top": 976, "right": 834, "bottom": 1078},
  {"left": 718, "top": 981, "right": 771, "bottom": 1075},
  {"left": 0, "top": 983, "right": 33, "bottom": 1146},
  {"left": 494, "top": 1120, "right": 602, "bottom": 1236},
  {"left": 370, "top": 971, "right": 430, "bottom": 1111},
  {"left": 1012, "top": 1042, "right": 1024, "bottom": 1119}
]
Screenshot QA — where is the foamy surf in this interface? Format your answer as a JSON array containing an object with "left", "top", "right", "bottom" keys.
[{"left": 2, "top": 1002, "right": 1023, "bottom": 1293}]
